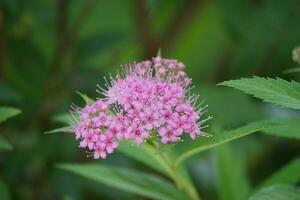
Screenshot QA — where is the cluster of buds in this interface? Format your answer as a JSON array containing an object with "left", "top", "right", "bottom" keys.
[{"left": 71, "top": 57, "right": 210, "bottom": 159}]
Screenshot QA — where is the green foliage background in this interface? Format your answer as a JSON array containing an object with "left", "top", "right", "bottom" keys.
[{"left": 0, "top": 0, "right": 300, "bottom": 199}]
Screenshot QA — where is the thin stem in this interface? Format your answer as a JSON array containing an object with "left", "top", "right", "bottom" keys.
[{"left": 152, "top": 141, "right": 201, "bottom": 200}]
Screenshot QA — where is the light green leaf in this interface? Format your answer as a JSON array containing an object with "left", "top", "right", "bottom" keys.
[
  {"left": 57, "top": 164, "right": 189, "bottom": 200},
  {"left": 0, "top": 136, "right": 12, "bottom": 151},
  {"left": 249, "top": 185, "right": 300, "bottom": 200},
  {"left": 119, "top": 141, "right": 199, "bottom": 200},
  {"left": 0, "top": 107, "right": 21, "bottom": 123},
  {"left": 175, "top": 120, "right": 281, "bottom": 167},
  {"left": 283, "top": 67, "right": 300, "bottom": 74},
  {"left": 157, "top": 48, "right": 162, "bottom": 57},
  {"left": 119, "top": 141, "right": 171, "bottom": 175},
  {"left": 259, "top": 158, "right": 300, "bottom": 188},
  {"left": 0, "top": 180, "right": 11, "bottom": 200},
  {"left": 293, "top": 46, "right": 300, "bottom": 64},
  {"left": 76, "top": 91, "right": 95, "bottom": 105},
  {"left": 262, "top": 117, "right": 300, "bottom": 139},
  {"left": 219, "top": 77, "right": 300, "bottom": 110},
  {"left": 52, "top": 113, "right": 72, "bottom": 124},
  {"left": 49, "top": 114, "right": 198, "bottom": 199},
  {"left": 214, "top": 144, "right": 251, "bottom": 200},
  {"left": 45, "top": 126, "right": 73, "bottom": 134}
]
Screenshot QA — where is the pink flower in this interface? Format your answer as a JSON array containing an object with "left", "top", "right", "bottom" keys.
[
  {"left": 73, "top": 100, "right": 119, "bottom": 159},
  {"left": 72, "top": 57, "right": 210, "bottom": 159}
]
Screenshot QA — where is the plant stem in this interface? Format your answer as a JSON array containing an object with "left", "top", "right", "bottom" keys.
[{"left": 152, "top": 141, "right": 201, "bottom": 200}]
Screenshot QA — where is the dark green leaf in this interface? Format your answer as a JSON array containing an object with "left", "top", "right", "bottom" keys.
[
  {"left": 214, "top": 144, "right": 251, "bottom": 200},
  {"left": 0, "top": 180, "right": 11, "bottom": 200},
  {"left": 259, "top": 158, "right": 300, "bottom": 188}
]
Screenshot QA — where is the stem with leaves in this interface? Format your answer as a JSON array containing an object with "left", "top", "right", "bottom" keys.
[{"left": 150, "top": 141, "right": 201, "bottom": 200}]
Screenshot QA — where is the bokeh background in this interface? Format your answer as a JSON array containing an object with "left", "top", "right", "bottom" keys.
[{"left": 1, "top": 0, "right": 300, "bottom": 199}]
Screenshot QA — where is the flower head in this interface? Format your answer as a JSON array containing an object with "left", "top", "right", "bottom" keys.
[
  {"left": 72, "top": 57, "right": 210, "bottom": 159},
  {"left": 74, "top": 100, "right": 118, "bottom": 159}
]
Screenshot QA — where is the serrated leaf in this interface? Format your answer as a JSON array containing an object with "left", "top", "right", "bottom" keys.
[
  {"left": 0, "top": 180, "right": 11, "bottom": 200},
  {"left": 219, "top": 77, "right": 300, "bottom": 110},
  {"left": 57, "top": 164, "right": 189, "bottom": 200},
  {"left": 45, "top": 126, "right": 73, "bottom": 134},
  {"left": 175, "top": 120, "right": 281, "bottom": 167},
  {"left": 0, "top": 107, "right": 21, "bottom": 123},
  {"left": 262, "top": 117, "right": 300, "bottom": 139},
  {"left": 214, "top": 144, "right": 251, "bottom": 200},
  {"left": 0, "top": 136, "right": 12, "bottom": 151},
  {"left": 249, "top": 185, "right": 300, "bottom": 200},
  {"left": 76, "top": 91, "right": 95, "bottom": 105},
  {"left": 259, "top": 158, "right": 300, "bottom": 188}
]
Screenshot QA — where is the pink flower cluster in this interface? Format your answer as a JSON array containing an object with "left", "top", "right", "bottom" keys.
[
  {"left": 72, "top": 57, "right": 209, "bottom": 159},
  {"left": 74, "top": 100, "right": 118, "bottom": 159}
]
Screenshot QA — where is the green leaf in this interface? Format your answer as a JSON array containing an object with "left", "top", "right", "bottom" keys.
[
  {"left": 0, "top": 136, "right": 12, "bottom": 151},
  {"left": 157, "top": 48, "right": 162, "bottom": 57},
  {"left": 57, "top": 164, "right": 189, "bottom": 200},
  {"left": 0, "top": 180, "right": 11, "bottom": 200},
  {"left": 45, "top": 126, "right": 73, "bottom": 134},
  {"left": 52, "top": 113, "right": 72, "bottom": 124},
  {"left": 0, "top": 107, "right": 21, "bottom": 123},
  {"left": 293, "top": 46, "right": 300, "bottom": 64},
  {"left": 219, "top": 77, "right": 300, "bottom": 110},
  {"left": 283, "top": 67, "right": 300, "bottom": 74},
  {"left": 48, "top": 116, "right": 199, "bottom": 199},
  {"left": 262, "top": 118, "right": 300, "bottom": 139},
  {"left": 76, "top": 91, "right": 95, "bottom": 105},
  {"left": 118, "top": 141, "right": 200, "bottom": 200},
  {"left": 249, "top": 185, "right": 300, "bottom": 200},
  {"left": 119, "top": 141, "right": 171, "bottom": 175},
  {"left": 259, "top": 158, "right": 300, "bottom": 188},
  {"left": 214, "top": 144, "right": 251, "bottom": 200},
  {"left": 175, "top": 120, "right": 281, "bottom": 167}
]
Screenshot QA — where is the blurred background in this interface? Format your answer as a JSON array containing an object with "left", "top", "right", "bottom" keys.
[{"left": 1, "top": 0, "right": 300, "bottom": 199}]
